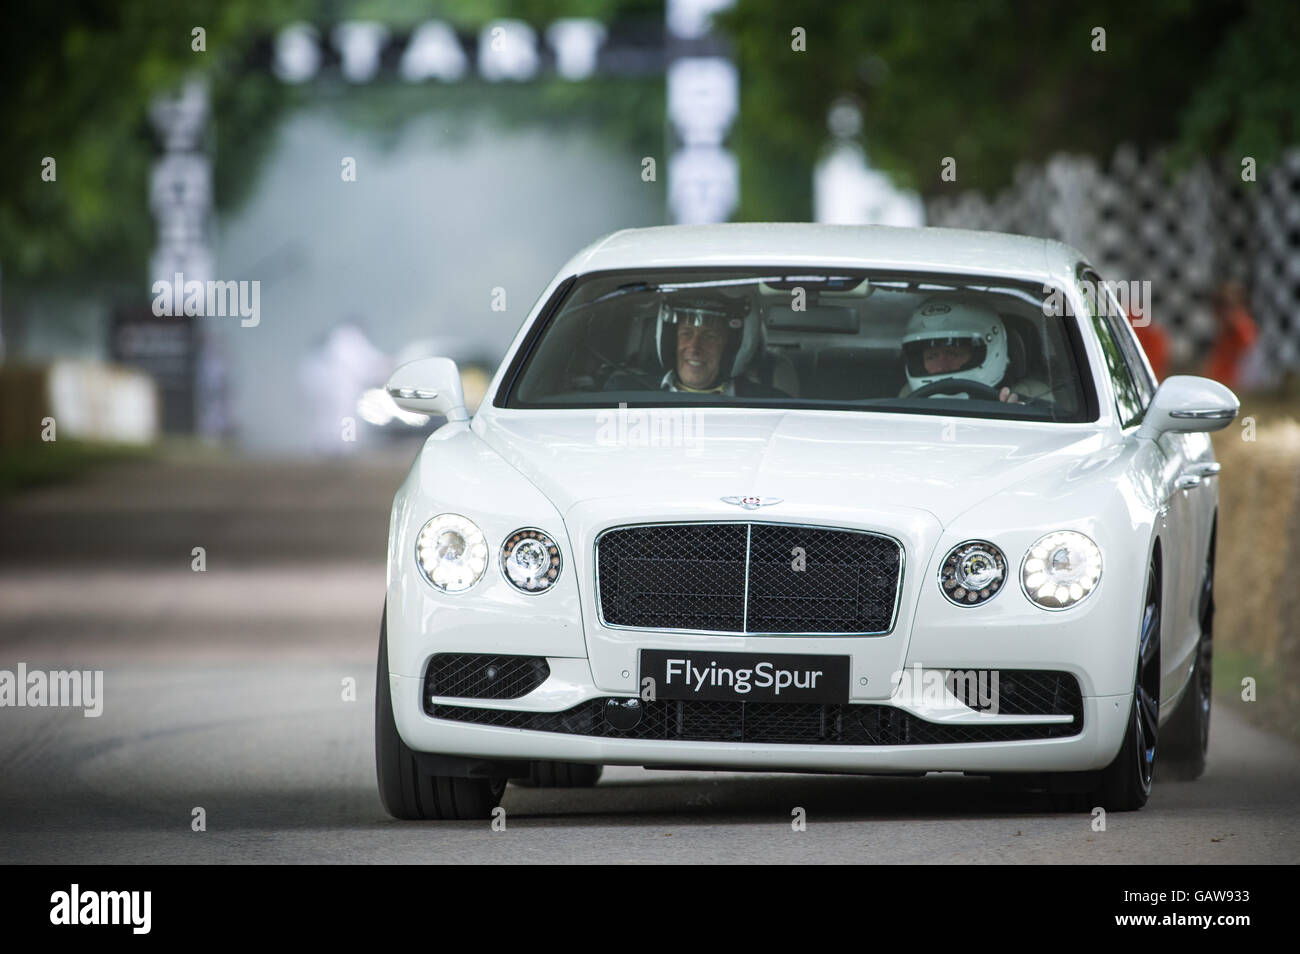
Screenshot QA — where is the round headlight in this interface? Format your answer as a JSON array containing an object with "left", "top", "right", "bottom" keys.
[
  {"left": 1021, "top": 531, "right": 1102, "bottom": 610},
  {"left": 938, "top": 540, "right": 1007, "bottom": 606},
  {"left": 416, "top": 514, "right": 488, "bottom": 593},
  {"left": 501, "top": 528, "right": 562, "bottom": 593}
]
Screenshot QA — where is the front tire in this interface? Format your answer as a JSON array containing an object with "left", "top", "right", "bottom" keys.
[
  {"left": 375, "top": 607, "right": 506, "bottom": 820},
  {"left": 1049, "top": 559, "right": 1161, "bottom": 812}
]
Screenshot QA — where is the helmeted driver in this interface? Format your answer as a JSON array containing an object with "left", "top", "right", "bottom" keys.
[
  {"left": 607, "top": 291, "right": 785, "bottom": 396},
  {"left": 899, "top": 297, "right": 1047, "bottom": 404}
]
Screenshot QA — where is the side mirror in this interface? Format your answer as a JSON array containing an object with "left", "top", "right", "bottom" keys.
[
  {"left": 1136, "top": 375, "right": 1238, "bottom": 441},
  {"left": 385, "top": 357, "right": 469, "bottom": 423}
]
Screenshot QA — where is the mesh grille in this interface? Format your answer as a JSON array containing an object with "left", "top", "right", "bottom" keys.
[
  {"left": 425, "top": 654, "right": 549, "bottom": 700},
  {"left": 597, "top": 524, "right": 748, "bottom": 631},
  {"left": 597, "top": 522, "right": 902, "bottom": 634},
  {"left": 747, "top": 524, "right": 901, "bottom": 633},
  {"left": 944, "top": 669, "right": 1080, "bottom": 716},
  {"left": 429, "top": 671, "right": 1083, "bottom": 745}
]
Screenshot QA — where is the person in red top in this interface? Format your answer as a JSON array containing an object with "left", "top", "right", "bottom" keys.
[{"left": 1203, "top": 279, "right": 1259, "bottom": 390}]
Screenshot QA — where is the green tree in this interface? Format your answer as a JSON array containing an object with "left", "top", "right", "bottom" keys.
[
  {"left": 719, "top": 0, "right": 1299, "bottom": 220},
  {"left": 1, "top": 0, "right": 662, "bottom": 288},
  {"left": 1, "top": 0, "right": 307, "bottom": 284}
]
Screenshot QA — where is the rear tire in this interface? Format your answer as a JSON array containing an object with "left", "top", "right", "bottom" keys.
[
  {"left": 375, "top": 607, "right": 507, "bottom": 820},
  {"left": 514, "top": 761, "right": 604, "bottom": 788}
]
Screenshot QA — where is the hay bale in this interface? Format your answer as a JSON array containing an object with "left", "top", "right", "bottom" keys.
[{"left": 1211, "top": 404, "right": 1300, "bottom": 737}]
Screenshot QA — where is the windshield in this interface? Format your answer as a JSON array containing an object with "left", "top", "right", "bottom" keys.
[{"left": 502, "top": 268, "right": 1094, "bottom": 422}]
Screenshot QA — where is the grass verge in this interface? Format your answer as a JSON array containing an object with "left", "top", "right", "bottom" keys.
[{"left": 0, "top": 440, "right": 154, "bottom": 498}]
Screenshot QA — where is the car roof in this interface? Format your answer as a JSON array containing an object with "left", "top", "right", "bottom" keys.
[{"left": 561, "top": 223, "right": 1082, "bottom": 286}]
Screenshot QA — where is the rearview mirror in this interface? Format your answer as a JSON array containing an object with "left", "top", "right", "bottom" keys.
[
  {"left": 385, "top": 357, "right": 469, "bottom": 423},
  {"left": 1136, "top": 375, "right": 1238, "bottom": 441}
]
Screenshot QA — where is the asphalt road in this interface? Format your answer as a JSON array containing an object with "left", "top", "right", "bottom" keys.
[{"left": 1, "top": 447, "right": 1297, "bottom": 864}]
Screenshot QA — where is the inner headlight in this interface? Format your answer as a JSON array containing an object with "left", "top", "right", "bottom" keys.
[
  {"left": 501, "top": 528, "right": 562, "bottom": 593},
  {"left": 416, "top": 514, "right": 488, "bottom": 593},
  {"left": 938, "top": 540, "right": 1007, "bottom": 606},
  {"left": 1021, "top": 531, "right": 1102, "bottom": 610}
]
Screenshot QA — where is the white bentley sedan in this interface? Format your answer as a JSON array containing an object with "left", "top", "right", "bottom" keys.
[{"left": 375, "top": 224, "right": 1236, "bottom": 819}]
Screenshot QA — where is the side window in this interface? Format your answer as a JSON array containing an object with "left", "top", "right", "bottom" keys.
[
  {"left": 1079, "top": 272, "right": 1143, "bottom": 428},
  {"left": 1104, "top": 300, "right": 1156, "bottom": 409}
]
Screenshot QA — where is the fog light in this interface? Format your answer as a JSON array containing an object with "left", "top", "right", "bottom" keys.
[{"left": 603, "top": 697, "right": 642, "bottom": 730}]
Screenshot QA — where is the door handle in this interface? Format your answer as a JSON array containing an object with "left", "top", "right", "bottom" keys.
[
  {"left": 1187, "top": 462, "right": 1221, "bottom": 478},
  {"left": 1174, "top": 474, "right": 1202, "bottom": 491}
]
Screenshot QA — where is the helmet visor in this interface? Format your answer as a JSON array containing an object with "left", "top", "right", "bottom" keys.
[
  {"left": 903, "top": 337, "right": 988, "bottom": 377},
  {"left": 659, "top": 294, "right": 746, "bottom": 331},
  {"left": 663, "top": 308, "right": 741, "bottom": 332}
]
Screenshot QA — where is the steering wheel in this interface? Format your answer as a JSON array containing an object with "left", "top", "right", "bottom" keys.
[
  {"left": 908, "top": 378, "right": 1004, "bottom": 401},
  {"left": 579, "top": 340, "right": 663, "bottom": 390}
]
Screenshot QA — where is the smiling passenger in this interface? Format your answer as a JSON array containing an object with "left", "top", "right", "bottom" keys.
[{"left": 606, "top": 292, "right": 786, "bottom": 397}]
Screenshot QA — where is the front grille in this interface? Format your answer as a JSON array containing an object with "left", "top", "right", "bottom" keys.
[
  {"left": 598, "top": 523, "right": 748, "bottom": 631},
  {"left": 425, "top": 654, "right": 549, "bottom": 700},
  {"left": 596, "top": 522, "right": 902, "bottom": 634},
  {"left": 429, "top": 671, "right": 1083, "bottom": 745}
]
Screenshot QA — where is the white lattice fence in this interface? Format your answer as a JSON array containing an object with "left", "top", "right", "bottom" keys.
[{"left": 926, "top": 146, "right": 1300, "bottom": 378}]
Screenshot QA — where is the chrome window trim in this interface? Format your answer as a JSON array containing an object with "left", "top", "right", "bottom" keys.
[{"left": 593, "top": 520, "right": 906, "bottom": 637}]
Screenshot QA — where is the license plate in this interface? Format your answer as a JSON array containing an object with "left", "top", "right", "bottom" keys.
[{"left": 639, "top": 649, "right": 850, "bottom": 704}]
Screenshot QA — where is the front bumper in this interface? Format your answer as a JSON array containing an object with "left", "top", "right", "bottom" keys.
[
  {"left": 391, "top": 665, "right": 1132, "bottom": 775},
  {"left": 386, "top": 493, "right": 1146, "bottom": 777}
]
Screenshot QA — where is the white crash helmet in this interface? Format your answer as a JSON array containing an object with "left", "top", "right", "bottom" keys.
[
  {"left": 655, "top": 292, "right": 757, "bottom": 379},
  {"left": 902, "top": 297, "right": 1009, "bottom": 393}
]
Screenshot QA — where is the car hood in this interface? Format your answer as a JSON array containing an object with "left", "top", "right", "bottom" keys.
[{"left": 474, "top": 409, "right": 1105, "bottom": 528}]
